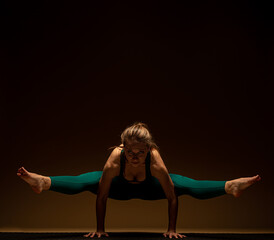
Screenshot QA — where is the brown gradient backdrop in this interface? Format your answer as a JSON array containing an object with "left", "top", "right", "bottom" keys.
[{"left": 2, "top": 1, "right": 273, "bottom": 232}]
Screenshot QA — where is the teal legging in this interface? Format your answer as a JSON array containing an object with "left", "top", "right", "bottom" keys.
[{"left": 49, "top": 171, "right": 227, "bottom": 200}]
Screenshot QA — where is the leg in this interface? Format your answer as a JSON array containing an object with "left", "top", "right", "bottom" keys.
[
  {"left": 17, "top": 167, "right": 102, "bottom": 195},
  {"left": 170, "top": 174, "right": 227, "bottom": 199},
  {"left": 49, "top": 171, "right": 102, "bottom": 195},
  {"left": 170, "top": 174, "right": 261, "bottom": 199}
]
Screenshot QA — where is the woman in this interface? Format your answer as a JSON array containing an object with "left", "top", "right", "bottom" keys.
[{"left": 17, "top": 122, "right": 261, "bottom": 239}]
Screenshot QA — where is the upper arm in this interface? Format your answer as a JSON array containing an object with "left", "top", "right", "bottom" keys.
[
  {"left": 150, "top": 149, "right": 177, "bottom": 201},
  {"left": 97, "top": 147, "right": 121, "bottom": 200}
]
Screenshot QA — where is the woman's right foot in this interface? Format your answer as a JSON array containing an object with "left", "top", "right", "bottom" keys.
[{"left": 17, "top": 167, "right": 51, "bottom": 193}]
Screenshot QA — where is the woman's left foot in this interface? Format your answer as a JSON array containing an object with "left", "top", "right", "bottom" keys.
[{"left": 225, "top": 175, "right": 261, "bottom": 197}]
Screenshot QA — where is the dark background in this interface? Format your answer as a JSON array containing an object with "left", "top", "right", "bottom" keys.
[{"left": 2, "top": 1, "right": 273, "bottom": 232}]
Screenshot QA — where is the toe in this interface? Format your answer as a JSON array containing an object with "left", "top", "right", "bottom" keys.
[
  {"left": 256, "top": 175, "right": 261, "bottom": 181},
  {"left": 252, "top": 175, "right": 261, "bottom": 183},
  {"left": 22, "top": 167, "right": 29, "bottom": 175}
]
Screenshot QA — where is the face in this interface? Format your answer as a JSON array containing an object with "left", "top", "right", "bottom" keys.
[{"left": 124, "top": 140, "right": 149, "bottom": 167}]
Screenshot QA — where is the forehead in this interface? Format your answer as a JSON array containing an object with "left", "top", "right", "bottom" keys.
[{"left": 125, "top": 140, "right": 148, "bottom": 150}]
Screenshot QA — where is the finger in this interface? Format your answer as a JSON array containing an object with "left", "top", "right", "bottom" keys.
[
  {"left": 90, "top": 233, "right": 95, "bottom": 238},
  {"left": 105, "top": 233, "right": 109, "bottom": 237},
  {"left": 163, "top": 233, "right": 167, "bottom": 237},
  {"left": 169, "top": 233, "right": 172, "bottom": 239},
  {"left": 175, "top": 235, "right": 178, "bottom": 239},
  {"left": 98, "top": 233, "right": 101, "bottom": 238}
]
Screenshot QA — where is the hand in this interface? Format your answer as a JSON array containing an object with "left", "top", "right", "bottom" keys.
[
  {"left": 163, "top": 231, "right": 186, "bottom": 238},
  {"left": 83, "top": 231, "right": 109, "bottom": 238}
]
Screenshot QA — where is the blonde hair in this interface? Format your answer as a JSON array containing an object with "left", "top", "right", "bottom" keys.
[{"left": 109, "top": 122, "right": 159, "bottom": 151}]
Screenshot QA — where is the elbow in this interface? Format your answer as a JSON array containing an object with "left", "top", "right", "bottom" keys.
[
  {"left": 168, "top": 198, "right": 177, "bottom": 204},
  {"left": 97, "top": 194, "right": 108, "bottom": 202},
  {"left": 167, "top": 195, "right": 178, "bottom": 203}
]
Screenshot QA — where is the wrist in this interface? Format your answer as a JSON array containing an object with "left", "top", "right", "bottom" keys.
[
  {"left": 167, "top": 228, "right": 176, "bottom": 232},
  {"left": 96, "top": 226, "right": 105, "bottom": 232}
]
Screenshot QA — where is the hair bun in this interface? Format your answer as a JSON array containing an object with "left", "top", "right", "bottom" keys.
[
  {"left": 119, "top": 122, "right": 159, "bottom": 151},
  {"left": 134, "top": 122, "right": 149, "bottom": 130}
]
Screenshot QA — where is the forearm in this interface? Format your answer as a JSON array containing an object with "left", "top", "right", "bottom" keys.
[
  {"left": 96, "top": 197, "right": 107, "bottom": 231},
  {"left": 167, "top": 197, "right": 178, "bottom": 231}
]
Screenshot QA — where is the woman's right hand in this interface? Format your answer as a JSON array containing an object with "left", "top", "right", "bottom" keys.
[{"left": 83, "top": 232, "right": 109, "bottom": 238}]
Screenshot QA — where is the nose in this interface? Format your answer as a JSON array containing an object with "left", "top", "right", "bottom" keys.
[{"left": 132, "top": 152, "right": 139, "bottom": 158}]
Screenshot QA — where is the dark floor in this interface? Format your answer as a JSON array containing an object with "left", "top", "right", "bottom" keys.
[{"left": 0, "top": 232, "right": 274, "bottom": 240}]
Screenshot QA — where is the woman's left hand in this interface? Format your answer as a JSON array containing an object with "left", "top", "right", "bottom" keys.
[{"left": 163, "top": 231, "right": 186, "bottom": 238}]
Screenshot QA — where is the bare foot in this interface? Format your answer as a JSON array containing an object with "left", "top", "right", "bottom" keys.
[
  {"left": 17, "top": 167, "right": 51, "bottom": 193},
  {"left": 225, "top": 175, "right": 261, "bottom": 197}
]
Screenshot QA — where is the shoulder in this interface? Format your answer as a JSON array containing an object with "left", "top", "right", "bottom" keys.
[
  {"left": 150, "top": 148, "right": 164, "bottom": 166},
  {"left": 150, "top": 148, "right": 169, "bottom": 177},
  {"left": 103, "top": 146, "right": 123, "bottom": 177}
]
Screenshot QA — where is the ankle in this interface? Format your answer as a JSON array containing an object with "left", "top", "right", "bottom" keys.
[
  {"left": 42, "top": 177, "right": 51, "bottom": 191},
  {"left": 225, "top": 180, "right": 233, "bottom": 195}
]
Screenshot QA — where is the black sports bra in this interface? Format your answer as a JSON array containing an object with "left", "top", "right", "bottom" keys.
[{"left": 119, "top": 149, "right": 152, "bottom": 184}]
